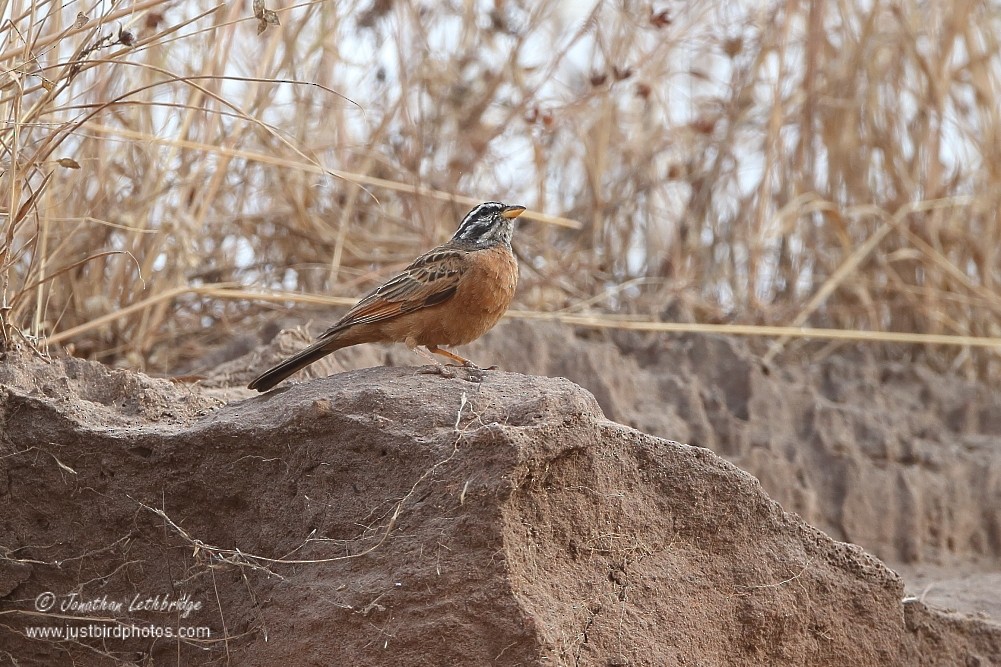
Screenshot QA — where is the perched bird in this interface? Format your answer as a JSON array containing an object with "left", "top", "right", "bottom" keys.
[{"left": 248, "top": 202, "right": 526, "bottom": 392}]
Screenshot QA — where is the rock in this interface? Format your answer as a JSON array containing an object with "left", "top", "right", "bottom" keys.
[{"left": 0, "top": 355, "right": 998, "bottom": 665}]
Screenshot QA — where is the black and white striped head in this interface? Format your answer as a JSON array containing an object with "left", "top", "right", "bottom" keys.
[{"left": 450, "top": 202, "right": 526, "bottom": 248}]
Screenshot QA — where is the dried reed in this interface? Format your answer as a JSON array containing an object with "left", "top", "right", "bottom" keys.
[{"left": 1, "top": 0, "right": 998, "bottom": 376}]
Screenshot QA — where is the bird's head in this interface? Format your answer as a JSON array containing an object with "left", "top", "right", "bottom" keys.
[{"left": 450, "top": 202, "right": 526, "bottom": 248}]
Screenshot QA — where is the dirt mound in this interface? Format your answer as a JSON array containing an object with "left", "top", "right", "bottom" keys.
[
  {"left": 192, "top": 318, "right": 1001, "bottom": 622},
  {"left": 216, "top": 320, "right": 1001, "bottom": 564},
  {"left": 462, "top": 321, "right": 1001, "bottom": 623},
  {"left": 1, "top": 352, "right": 999, "bottom": 665}
]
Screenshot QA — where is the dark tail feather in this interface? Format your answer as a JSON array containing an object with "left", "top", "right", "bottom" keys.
[{"left": 248, "top": 339, "right": 340, "bottom": 392}]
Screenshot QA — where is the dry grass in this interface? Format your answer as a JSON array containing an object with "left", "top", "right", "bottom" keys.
[{"left": 1, "top": 0, "right": 999, "bottom": 377}]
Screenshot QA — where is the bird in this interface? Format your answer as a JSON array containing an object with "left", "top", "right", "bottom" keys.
[{"left": 248, "top": 201, "right": 526, "bottom": 392}]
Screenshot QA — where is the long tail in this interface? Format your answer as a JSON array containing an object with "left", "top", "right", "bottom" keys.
[{"left": 248, "top": 338, "right": 341, "bottom": 392}]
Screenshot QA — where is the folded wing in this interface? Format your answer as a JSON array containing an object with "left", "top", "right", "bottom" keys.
[{"left": 319, "top": 249, "right": 465, "bottom": 337}]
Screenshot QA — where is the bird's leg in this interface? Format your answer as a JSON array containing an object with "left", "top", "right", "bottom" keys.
[
  {"left": 428, "top": 345, "right": 499, "bottom": 371},
  {"left": 426, "top": 345, "right": 476, "bottom": 367},
  {"left": 406, "top": 338, "right": 456, "bottom": 378},
  {"left": 426, "top": 345, "right": 493, "bottom": 382}
]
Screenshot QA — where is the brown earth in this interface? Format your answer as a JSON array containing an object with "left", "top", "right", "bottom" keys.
[
  {"left": 0, "top": 320, "right": 999, "bottom": 665},
  {"left": 219, "top": 320, "right": 1001, "bottom": 575}
]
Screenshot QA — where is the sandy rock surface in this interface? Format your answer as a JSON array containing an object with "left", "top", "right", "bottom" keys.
[
  {"left": 1, "top": 345, "right": 1000, "bottom": 665},
  {"left": 220, "top": 320, "right": 1001, "bottom": 607}
]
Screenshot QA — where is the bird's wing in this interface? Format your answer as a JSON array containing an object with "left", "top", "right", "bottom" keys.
[{"left": 319, "top": 247, "right": 465, "bottom": 338}]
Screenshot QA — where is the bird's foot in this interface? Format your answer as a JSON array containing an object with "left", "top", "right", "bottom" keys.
[
  {"left": 417, "top": 364, "right": 456, "bottom": 379},
  {"left": 463, "top": 361, "right": 498, "bottom": 374},
  {"left": 460, "top": 364, "right": 486, "bottom": 383},
  {"left": 417, "top": 362, "right": 490, "bottom": 383}
]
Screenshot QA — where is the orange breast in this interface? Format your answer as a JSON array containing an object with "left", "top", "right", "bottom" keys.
[
  {"left": 411, "top": 245, "right": 518, "bottom": 347},
  {"left": 340, "top": 245, "right": 518, "bottom": 349}
]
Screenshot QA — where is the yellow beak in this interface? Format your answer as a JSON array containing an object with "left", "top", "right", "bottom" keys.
[{"left": 501, "top": 205, "right": 527, "bottom": 219}]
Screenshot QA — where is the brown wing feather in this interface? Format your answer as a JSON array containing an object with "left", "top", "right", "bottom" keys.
[{"left": 319, "top": 247, "right": 465, "bottom": 338}]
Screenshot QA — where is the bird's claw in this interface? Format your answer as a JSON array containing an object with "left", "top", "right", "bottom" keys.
[
  {"left": 417, "top": 362, "right": 489, "bottom": 383},
  {"left": 417, "top": 364, "right": 456, "bottom": 379}
]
